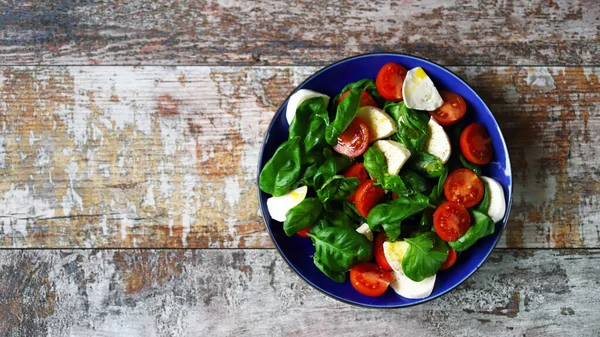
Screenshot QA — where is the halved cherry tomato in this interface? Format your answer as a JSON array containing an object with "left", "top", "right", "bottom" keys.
[
  {"left": 349, "top": 262, "right": 392, "bottom": 297},
  {"left": 374, "top": 231, "right": 393, "bottom": 271},
  {"left": 354, "top": 179, "right": 385, "bottom": 218},
  {"left": 460, "top": 123, "right": 493, "bottom": 164},
  {"left": 443, "top": 168, "right": 484, "bottom": 208},
  {"left": 376, "top": 62, "right": 408, "bottom": 101},
  {"left": 339, "top": 91, "right": 378, "bottom": 108},
  {"left": 344, "top": 163, "right": 370, "bottom": 201},
  {"left": 433, "top": 201, "right": 471, "bottom": 242},
  {"left": 297, "top": 226, "right": 310, "bottom": 237},
  {"left": 332, "top": 118, "right": 370, "bottom": 158},
  {"left": 440, "top": 248, "right": 458, "bottom": 270},
  {"left": 430, "top": 91, "right": 467, "bottom": 126}
]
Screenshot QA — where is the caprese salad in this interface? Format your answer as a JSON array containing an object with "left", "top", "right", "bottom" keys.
[{"left": 260, "top": 62, "right": 507, "bottom": 299}]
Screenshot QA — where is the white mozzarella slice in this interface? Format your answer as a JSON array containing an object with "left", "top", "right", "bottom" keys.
[
  {"left": 372, "top": 140, "right": 411, "bottom": 176},
  {"left": 355, "top": 106, "right": 398, "bottom": 143},
  {"left": 266, "top": 186, "right": 308, "bottom": 222},
  {"left": 402, "top": 67, "right": 443, "bottom": 111},
  {"left": 424, "top": 117, "right": 451, "bottom": 164},
  {"left": 382, "top": 240, "right": 410, "bottom": 273},
  {"left": 389, "top": 270, "right": 436, "bottom": 299},
  {"left": 480, "top": 176, "right": 507, "bottom": 223},
  {"left": 285, "top": 89, "right": 330, "bottom": 125},
  {"left": 356, "top": 223, "right": 373, "bottom": 241}
]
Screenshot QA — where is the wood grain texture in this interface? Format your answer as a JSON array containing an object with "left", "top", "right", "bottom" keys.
[
  {"left": 0, "top": 0, "right": 599, "bottom": 66},
  {"left": 0, "top": 66, "right": 598, "bottom": 248},
  {"left": 0, "top": 249, "right": 597, "bottom": 337}
]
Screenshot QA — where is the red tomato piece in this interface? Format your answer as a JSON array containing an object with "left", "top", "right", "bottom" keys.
[
  {"left": 443, "top": 168, "right": 484, "bottom": 208},
  {"left": 332, "top": 118, "right": 370, "bottom": 158},
  {"left": 354, "top": 179, "right": 385, "bottom": 218},
  {"left": 297, "top": 226, "right": 310, "bottom": 237},
  {"left": 433, "top": 201, "right": 471, "bottom": 242},
  {"left": 460, "top": 123, "right": 494, "bottom": 165},
  {"left": 349, "top": 262, "right": 392, "bottom": 297},
  {"left": 440, "top": 248, "right": 458, "bottom": 270},
  {"left": 339, "top": 91, "right": 378, "bottom": 108},
  {"left": 376, "top": 62, "right": 408, "bottom": 101},
  {"left": 374, "top": 231, "right": 393, "bottom": 271},
  {"left": 429, "top": 91, "right": 467, "bottom": 126},
  {"left": 344, "top": 163, "right": 370, "bottom": 201}
]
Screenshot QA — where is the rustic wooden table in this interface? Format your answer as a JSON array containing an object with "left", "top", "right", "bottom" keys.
[{"left": 0, "top": 1, "right": 599, "bottom": 336}]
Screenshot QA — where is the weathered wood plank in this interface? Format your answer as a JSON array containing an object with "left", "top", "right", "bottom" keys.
[
  {"left": 0, "top": 66, "right": 598, "bottom": 248},
  {"left": 0, "top": 0, "right": 598, "bottom": 66},
  {"left": 0, "top": 249, "right": 598, "bottom": 337}
]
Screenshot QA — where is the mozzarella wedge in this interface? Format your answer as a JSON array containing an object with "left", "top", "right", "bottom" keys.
[
  {"left": 424, "top": 117, "right": 451, "bottom": 164},
  {"left": 480, "top": 176, "right": 507, "bottom": 223},
  {"left": 384, "top": 240, "right": 437, "bottom": 299},
  {"left": 389, "top": 269, "right": 436, "bottom": 299},
  {"left": 382, "top": 240, "right": 410, "bottom": 273},
  {"left": 285, "top": 89, "right": 330, "bottom": 125},
  {"left": 356, "top": 223, "right": 373, "bottom": 242},
  {"left": 402, "top": 67, "right": 443, "bottom": 111},
  {"left": 266, "top": 186, "right": 308, "bottom": 222},
  {"left": 355, "top": 106, "right": 398, "bottom": 143},
  {"left": 372, "top": 140, "right": 411, "bottom": 175}
]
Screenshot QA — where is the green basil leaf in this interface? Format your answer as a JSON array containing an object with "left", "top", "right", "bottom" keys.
[
  {"left": 476, "top": 179, "right": 491, "bottom": 213},
  {"left": 317, "top": 175, "right": 360, "bottom": 203},
  {"left": 343, "top": 201, "right": 366, "bottom": 224},
  {"left": 325, "top": 88, "right": 363, "bottom": 145},
  {"left": 289, "top": 97, "right": 328, "bottom": 140},
  {"left": 448, "top": 209, "right": 495, "bottom": 252},
  {"left": 400, "top": 170, "right": 430, "bottom": 195},
  {"left": 459, "top": 153, "right": 482, "bottom": 176},
  {"left": 378, "top": 174, "right": 410, "bottom": 196},
  {"left": 307, "top": 226, "right": 373, "bottom": 275},
  {"left": 324, "top": 209, "right": 357, "bottom": 230},
  {"left": 402, "top": 232, "right": 449, "bottom": 282},
  {"left": 295, "top": 151, "right": 325, "bottom": 188},
  {"left": 410, "top": 151, "right": 445, "bottom": 178},
  {"left": 304, "top": 115, "right": 328, "bottom": 154},
  {"left": 313, "top": 155, "right": 352, "bottom": 189},
  {"left": 384, "top": 101, "right": 430, "bottom": 152},
  {"left": 259, "top": 136, "right": 302, "bottom": 196},
  {"left": 382, "top": 222, "right": 402, "bottom": 242},
  {"left": 419, "top": 208, "right": 434, "bottom": 232},
  {"left": 429, "top": 166, "right": 449, "bottom": 205},
  {"left": 363, "top": 146, "right": 387, "bottom": 181},
  {"left": 283, "top": 198, "right": 323, "bottom": 236},
  {"left": 313, "top": 254, "right": 347, "bottom": 283},
  {"left": 367, "top": 193, "right": 434, "bottom": 231},
  {"left": 310, "top": 218, "right": 329, "bottom": 235},
  {"left": 333, "top": 79, "right": 384, "bottom": 108}
]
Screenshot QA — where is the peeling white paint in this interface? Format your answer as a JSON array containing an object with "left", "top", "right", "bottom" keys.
[
  {"left": 29, "top": 130, "right": 37, "bottom": 146},
  {"left": 142, "top": 182, "right": 156, "bottom": 209},
  {"left": 180, "top": 173, "right": 197, "bottom": 247},
  {"left": 120, "top": 217, "right": 135, "bottom": 240},
  {"left": 159, "top": 118, "right": 183, "bottom": 156},
  {"left": 223, "top": 176, "right": 241, "bottom": 208},
  {"left": 62, "top": 161, "right": 84, "bottom": 216},
  {"left": 0, "top": 134, "right": 6, "bottom": 168},
  {"left": 525, "top": 67, "right": 556, "bottom": 92},
  {"left": 0, "top": 184, "right": 55, "bottom": 240},
  {"left": 100, "top": 214, "right": 108, "bottom": 236}
]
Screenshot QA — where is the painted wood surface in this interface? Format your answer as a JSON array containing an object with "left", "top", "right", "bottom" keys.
[
  {"left": 0, "top": 66, "right": 597, "bottom": 249},
  {"left": 0, "top": 249, "right": 597, "bottom": 337},
  {"left": 0, "top": 0, "right": 598, "bottom": 66}
]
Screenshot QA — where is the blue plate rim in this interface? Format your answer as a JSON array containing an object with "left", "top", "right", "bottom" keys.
[{"left": 256, "top": 52, "right": 513, "bottom": 308}]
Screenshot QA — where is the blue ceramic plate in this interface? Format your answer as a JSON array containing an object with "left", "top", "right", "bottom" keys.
[{"left": 257, "top": 53, "right": 512, "bottom": 308}]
